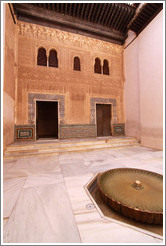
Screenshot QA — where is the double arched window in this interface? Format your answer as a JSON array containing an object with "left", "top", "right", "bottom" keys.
[
  {"left": 37, "top": 47, "right": 58, "bottom": 68},
  {"left": 73, "top": 56, "right": 81, "bottom": 71},
  {"left": 94, "top": 58, "right": 109, "bottom": 75}
]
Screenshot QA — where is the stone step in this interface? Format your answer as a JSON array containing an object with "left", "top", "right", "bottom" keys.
[
  {"left": 4, "top": 137, "right": 139, "bottom": 159},
  {"left": 5, "top": 137, "right": 138, "bottom": 150}
]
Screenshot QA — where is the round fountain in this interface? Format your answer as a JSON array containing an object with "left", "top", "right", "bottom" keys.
[{"left": 97, "top": 168, "right": 163, "bottom": 224}]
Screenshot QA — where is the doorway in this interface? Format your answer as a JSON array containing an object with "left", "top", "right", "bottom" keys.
[
  {"left": 96, "top": 104, "right": 112, "bottom": 137},
  {"left": 36, "top": 101, "right": 58, "bottom": 139}
]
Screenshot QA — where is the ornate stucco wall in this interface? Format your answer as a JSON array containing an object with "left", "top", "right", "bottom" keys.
[{"left": 15, "top": 21, "right": 125, "bottom": 139}]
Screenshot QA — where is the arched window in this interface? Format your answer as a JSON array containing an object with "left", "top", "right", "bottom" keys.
[
  {"left": 103, "top": 59, "right": 109, "bottom": 75},
  {"left": 37, "top": 47, "right": 47, "bottom": 66},
  {"left": 49, "top": 49, "right": 58, "bottom": 67},
  {"left": 94, "top": 58, "right": 101, "bottom": 74},
  {"left": 74, "top": 56, "right": 81, "bottom": 71}
]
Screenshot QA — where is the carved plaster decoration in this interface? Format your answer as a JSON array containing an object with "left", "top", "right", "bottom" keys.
[
  {"left": 28, "top": 93, "right": 65, "bottom": 124},
  {"left": 17, "top": 21, "right": 123, "bottom": 54}
]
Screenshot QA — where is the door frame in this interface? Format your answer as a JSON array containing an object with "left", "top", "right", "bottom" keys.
[
  {"left": 95, "top": 103, "right": 113, "bottom": 137},
  {"left": 35, "top": 99, "right": 59, "bottom": 140}
]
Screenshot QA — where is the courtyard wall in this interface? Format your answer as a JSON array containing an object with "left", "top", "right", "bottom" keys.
[{"left": 124, "top": 10, "right": 163, "bottom": 150}]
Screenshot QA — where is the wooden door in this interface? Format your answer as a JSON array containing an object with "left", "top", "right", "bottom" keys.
[{"left": 96, "top": 104, "right": 111, "bottom": 137}]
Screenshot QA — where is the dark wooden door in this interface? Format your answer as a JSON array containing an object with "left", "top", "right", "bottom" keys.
[
  {"left": 36, "top": 101, "right": 58, "bottom": 139},
  {"left": 96, "top": 104, "right": 111, "bottom": 137}
]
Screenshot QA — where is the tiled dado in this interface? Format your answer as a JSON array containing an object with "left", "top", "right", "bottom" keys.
[
  {"left": 59, "top": 123, "right": 125, "bottom": 139},
  {"left": 113, "top": 123, "right": 125, "bottom": 136},
  {"left": 60, "top": 125, "right": 96, "bottom": 139},
  {"left": 14, "top": 125, "right": 35, "bottom": 141},
  {"left": 14, "top": 123, "right": 125, "bottom": 141},
  {"left": 28, "top": 93, "right": 65, "bottom": 124}
]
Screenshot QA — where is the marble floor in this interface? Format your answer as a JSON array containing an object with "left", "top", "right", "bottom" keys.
[{"left": 3, "top": 145, "right": 164, "bottom": 244}]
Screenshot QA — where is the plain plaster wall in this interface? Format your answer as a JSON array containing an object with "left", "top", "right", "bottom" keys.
[
  {"left": 124, "top": 10, "right": 163, "bottom": 150},
  {"left": 3, "top": 4, "right": 16, "bottom": 151},
  {"left": 124, "top": 31, "right": 141, "bottom": 141}
]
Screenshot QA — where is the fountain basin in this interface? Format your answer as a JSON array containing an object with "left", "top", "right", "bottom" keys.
[{"left": 97, "top": 168, "right": 163, "bottom": 224}]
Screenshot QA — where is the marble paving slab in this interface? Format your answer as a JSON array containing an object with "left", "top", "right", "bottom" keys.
[
  {"left": 23, "top": 172, "right": 62, "bottom": 188},
  {"left": 3, "top": 218, "right": 9, "bottom": 230},
  {"left": 3, "top": 145, "right": 163, "bottom": 244},
  {"left": 61, "top": 174, "right": 96, "bottom": 215},
  {"left": 3, "top": 177, "right": 27, "bottom": 218},
  {"left": 75, "top": 211, "right": 162, "bottom": 243},
  {"left": 3, "top": 183, "right": 81, "bottom": 243}
]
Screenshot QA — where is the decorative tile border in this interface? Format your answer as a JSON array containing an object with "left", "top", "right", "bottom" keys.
[
  {"left": 14, "top": 125, "right": 35, "bottom": 141},
  {"left": 90, "top": 97, "right": 117, "bottom": 124},
  {"left": 28, "top": 93, "right": 65, "bottom": 124},
  {"left": 60, "top": 124, "right": 96, "bottom": 139},
  {"left": 113, "top": 123, "right": 125, "bottom": 136}
]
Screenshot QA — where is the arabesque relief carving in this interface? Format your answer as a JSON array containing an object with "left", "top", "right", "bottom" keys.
[{"left": 17, "top": 21, "right": 123, "bottom": 54}]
